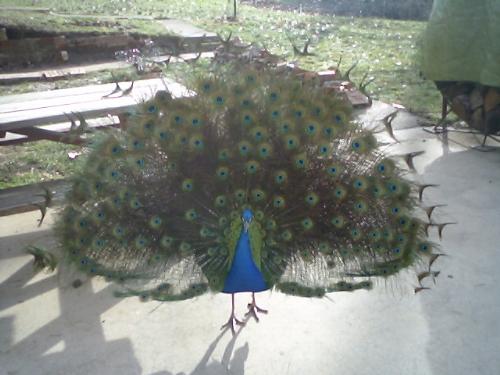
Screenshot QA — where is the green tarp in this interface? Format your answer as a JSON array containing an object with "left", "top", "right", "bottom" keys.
[{"left": 421, "top": 0, "right": 500, "bottom": 87}]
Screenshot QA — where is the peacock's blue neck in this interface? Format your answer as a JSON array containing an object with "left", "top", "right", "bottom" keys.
[{"left": 222, "top": 211, "right": 268, "bottom": 293}]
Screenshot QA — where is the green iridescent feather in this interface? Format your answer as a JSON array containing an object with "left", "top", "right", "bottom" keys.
[{"left": 55, "top": 64, "right": 438, "bottom": 299}]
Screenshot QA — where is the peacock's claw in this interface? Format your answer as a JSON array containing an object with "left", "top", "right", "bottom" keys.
[
  {"left": 221, "top": 315, "right": 245, "bottom": 335},
  {"left": 245, "top": 301, "right": 268, "bottom": 322}
]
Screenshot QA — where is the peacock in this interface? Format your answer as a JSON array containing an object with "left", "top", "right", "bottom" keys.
[{"left": 56, "top": 64, "right": 442, "bottom": 334}]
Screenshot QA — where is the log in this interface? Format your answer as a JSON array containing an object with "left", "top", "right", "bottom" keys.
[{"left": 437, "top": 81, "right": 500, "bottom": 135}]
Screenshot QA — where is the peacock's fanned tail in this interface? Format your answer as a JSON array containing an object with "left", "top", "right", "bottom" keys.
[{"left": 56, "top": 65, "right": 439, "bottom": 300}]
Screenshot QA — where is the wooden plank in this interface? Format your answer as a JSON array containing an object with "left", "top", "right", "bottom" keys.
[
  {"left": 0, "top": 78, "right": 166, "bottom": 113},
  {"left": 11, "top": 127, "right": 85, "bottom": 145},
  {"left": 0, "top": 78, "right": 188, "bottom": 133},
  {"left": 0, "top": 179, "right": 70, "bottom": 217},
  {"left": 0, "top": 116, "right": 119, "bottom": 145},
  {"left": 0, "top": 77, "right": 175, "bottom": 107}
]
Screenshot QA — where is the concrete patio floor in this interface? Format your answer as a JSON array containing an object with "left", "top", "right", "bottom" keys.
[{"left": 0, "top": 103, "right": 499, "bottom": 375}]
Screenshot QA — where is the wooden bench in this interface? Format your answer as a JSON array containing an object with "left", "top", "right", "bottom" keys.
[{"left": 0, "top": 77, "right": 188, "bottom": 145}]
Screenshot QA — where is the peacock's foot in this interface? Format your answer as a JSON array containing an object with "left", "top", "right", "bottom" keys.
[
  {"left": 245, "top": 301, "right": 268, "bottom": 322},
  {"left": 221, "top": 314, "right": 245, "bottom": 335}
]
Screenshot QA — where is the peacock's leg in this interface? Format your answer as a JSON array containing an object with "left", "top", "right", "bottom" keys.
[
  {"left": 221, "top": 293, "right": 245, "bottom": 335},
  {"left": 245, "top": 292, "right": 268, "bottom": 322}
]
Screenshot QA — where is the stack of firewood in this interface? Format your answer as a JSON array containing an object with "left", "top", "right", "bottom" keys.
[{"left": 437, "top": 81, "right": 500, "bottom": 137}]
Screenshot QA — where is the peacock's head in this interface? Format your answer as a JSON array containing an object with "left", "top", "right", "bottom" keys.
[{"left": 242, "top": 209, "right": 253, "bottom": 232}]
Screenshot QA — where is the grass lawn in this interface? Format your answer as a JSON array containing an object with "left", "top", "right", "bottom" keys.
[{"left": 0, "top": 0, "right": 443, "bottom": 189}]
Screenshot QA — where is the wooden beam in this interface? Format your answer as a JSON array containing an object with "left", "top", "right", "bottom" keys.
[
  {"left": 0, "top": 78, "right": 188, "bottom": 133},
  {"left": 0, "top": 179, "right": 69, "bottom": 217},
  {"left": 11, "top": 127, "right": 85, "bottom": 145}
]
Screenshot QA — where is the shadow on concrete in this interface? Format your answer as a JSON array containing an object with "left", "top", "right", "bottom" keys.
[
  {"left": 1, "top": 227, "right": 251, "bottom": 375},
  {"left": 149, "top": 320, "right": 251, "bottom": 375},
  {"left": 0, "top": 229, "right": 143, "bottom": 375},
  {"left": 422, "top": 149, "right": 500, "bottom": 375}
]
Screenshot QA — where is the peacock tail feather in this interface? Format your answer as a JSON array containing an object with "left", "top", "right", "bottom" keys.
[{"left": 56, "top": 64, "right": 437, "bottom": 300}]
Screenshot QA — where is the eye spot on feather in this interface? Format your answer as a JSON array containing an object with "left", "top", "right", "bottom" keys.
[
  {"left": 94, "top": 238, "right": 105, "bottom": 248},
  {"left": 218, "top": 149, "right": 230, "bottom": 161},
  {"left": 258, "top": 144, "right": 271, "bottom": 158},
  {"left": 135, "top": 236, "right": 147, "bottom": 248},
  {"left": 182, "top": 179, "right": 194, "bottom": 192},
  {"left": 174, "top": 115, "right": 183, "bottom": 125},
  {"left": 301, "top": 218, "right": 314, "bottom": 230},
  {"left": 113, "top": 226, "right": 125, "bottom": 237},
  {"left": 179, "top": 242, "right": 192, "bottom": 256},
  {"left": 392, "top": 231, "right": 405, "bottom": 242},
  {"left": 273, "top": 196, "right": 285, "bottom": 208},
  {"left": 135, "top": 158, "right": 145, "bottom": 168},
  {"left": 234, "top": 190, "right": 246, "bottom": 202},
  {"left": 419, "top": 242, "right": 431, "bottom": 253},
  {"left": 305, "top": 123, "right": 317, "bottom": 135},
  {"left": 391, "top": 207, "right": 400, "bottom": 215},
  {"left": 331, "top": 216, "right": 345, "bottom": 228},
  {"left": 274, "top": 170, "right": 287, "bottom": 184},
  {"left": 147, "top": 105, "right": 157, "bottom": 113},
  {"left": 280, "top": 123, "right": 291, "bottom": 133},
  {"left": 158, "top": 131, "right": 170, "bottom": 141},
  {"left": 243, "top": 114, "right": 252, "bottom": 125},
  {"left": 294, "top": 154, "right": 307, "bottom": 169},
  {"left": 269, "top": 92, "right": 279, "bottom": 101},
  {"left": 238, "top": 141, "right": 252, "bottom": 156},
  {"left": 202, "top": 83, "right": 212, "bottom": 92},
  {"left": 266, "top": 219, "right": 277, "bottom": 230},
  {"left": 130, "top": 198, "right": 142, "bottom": 209},
  {"left": 354, "top": 201, "right": 367, "bottom": 212},
  {"left": 305, "top": 193, "right": 319, "bottom": 206},
  {"left": 351, "top": 228, "right": 362, "bottom": 240},
  {"left": 334, "top": 186, "right": 347, "bottom": 199},
  {"left": 246, "top": 160, "right": 259, "bottom": 174},
  {"left": 252, "top": 189, "right": 266, "bottom": 202},
  {"left": 216, "top": 167, "right": 229, "bottom": 179},
  {"left": 215, "top": 195, "right": 227, "bottom": 207},
  {"left": 353, "top": 179, "right": 365, "bottom": 189},
  {"left": 246, "top": 74, "right": 256, "bottom": 84},
  {"left": 215, "top": 96, "right": 225, "bottom": 105},
  {"left": 327, "top": 165, "right": 341, "bottom": 178},
  {"left": 323, "top": 127, "right": 334, "bottom": 137},
  {"left": 161, "top": 236, "right": 174, "bottom": 248},
  {"left": 185, "top": 209, "right": 198, "bottom": 221},
  {"left": 132, "top": 139, "right": 143, "bottom": 150},
  {"left": 281, "top": 230, "right": 293, "bottom": 241}
]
